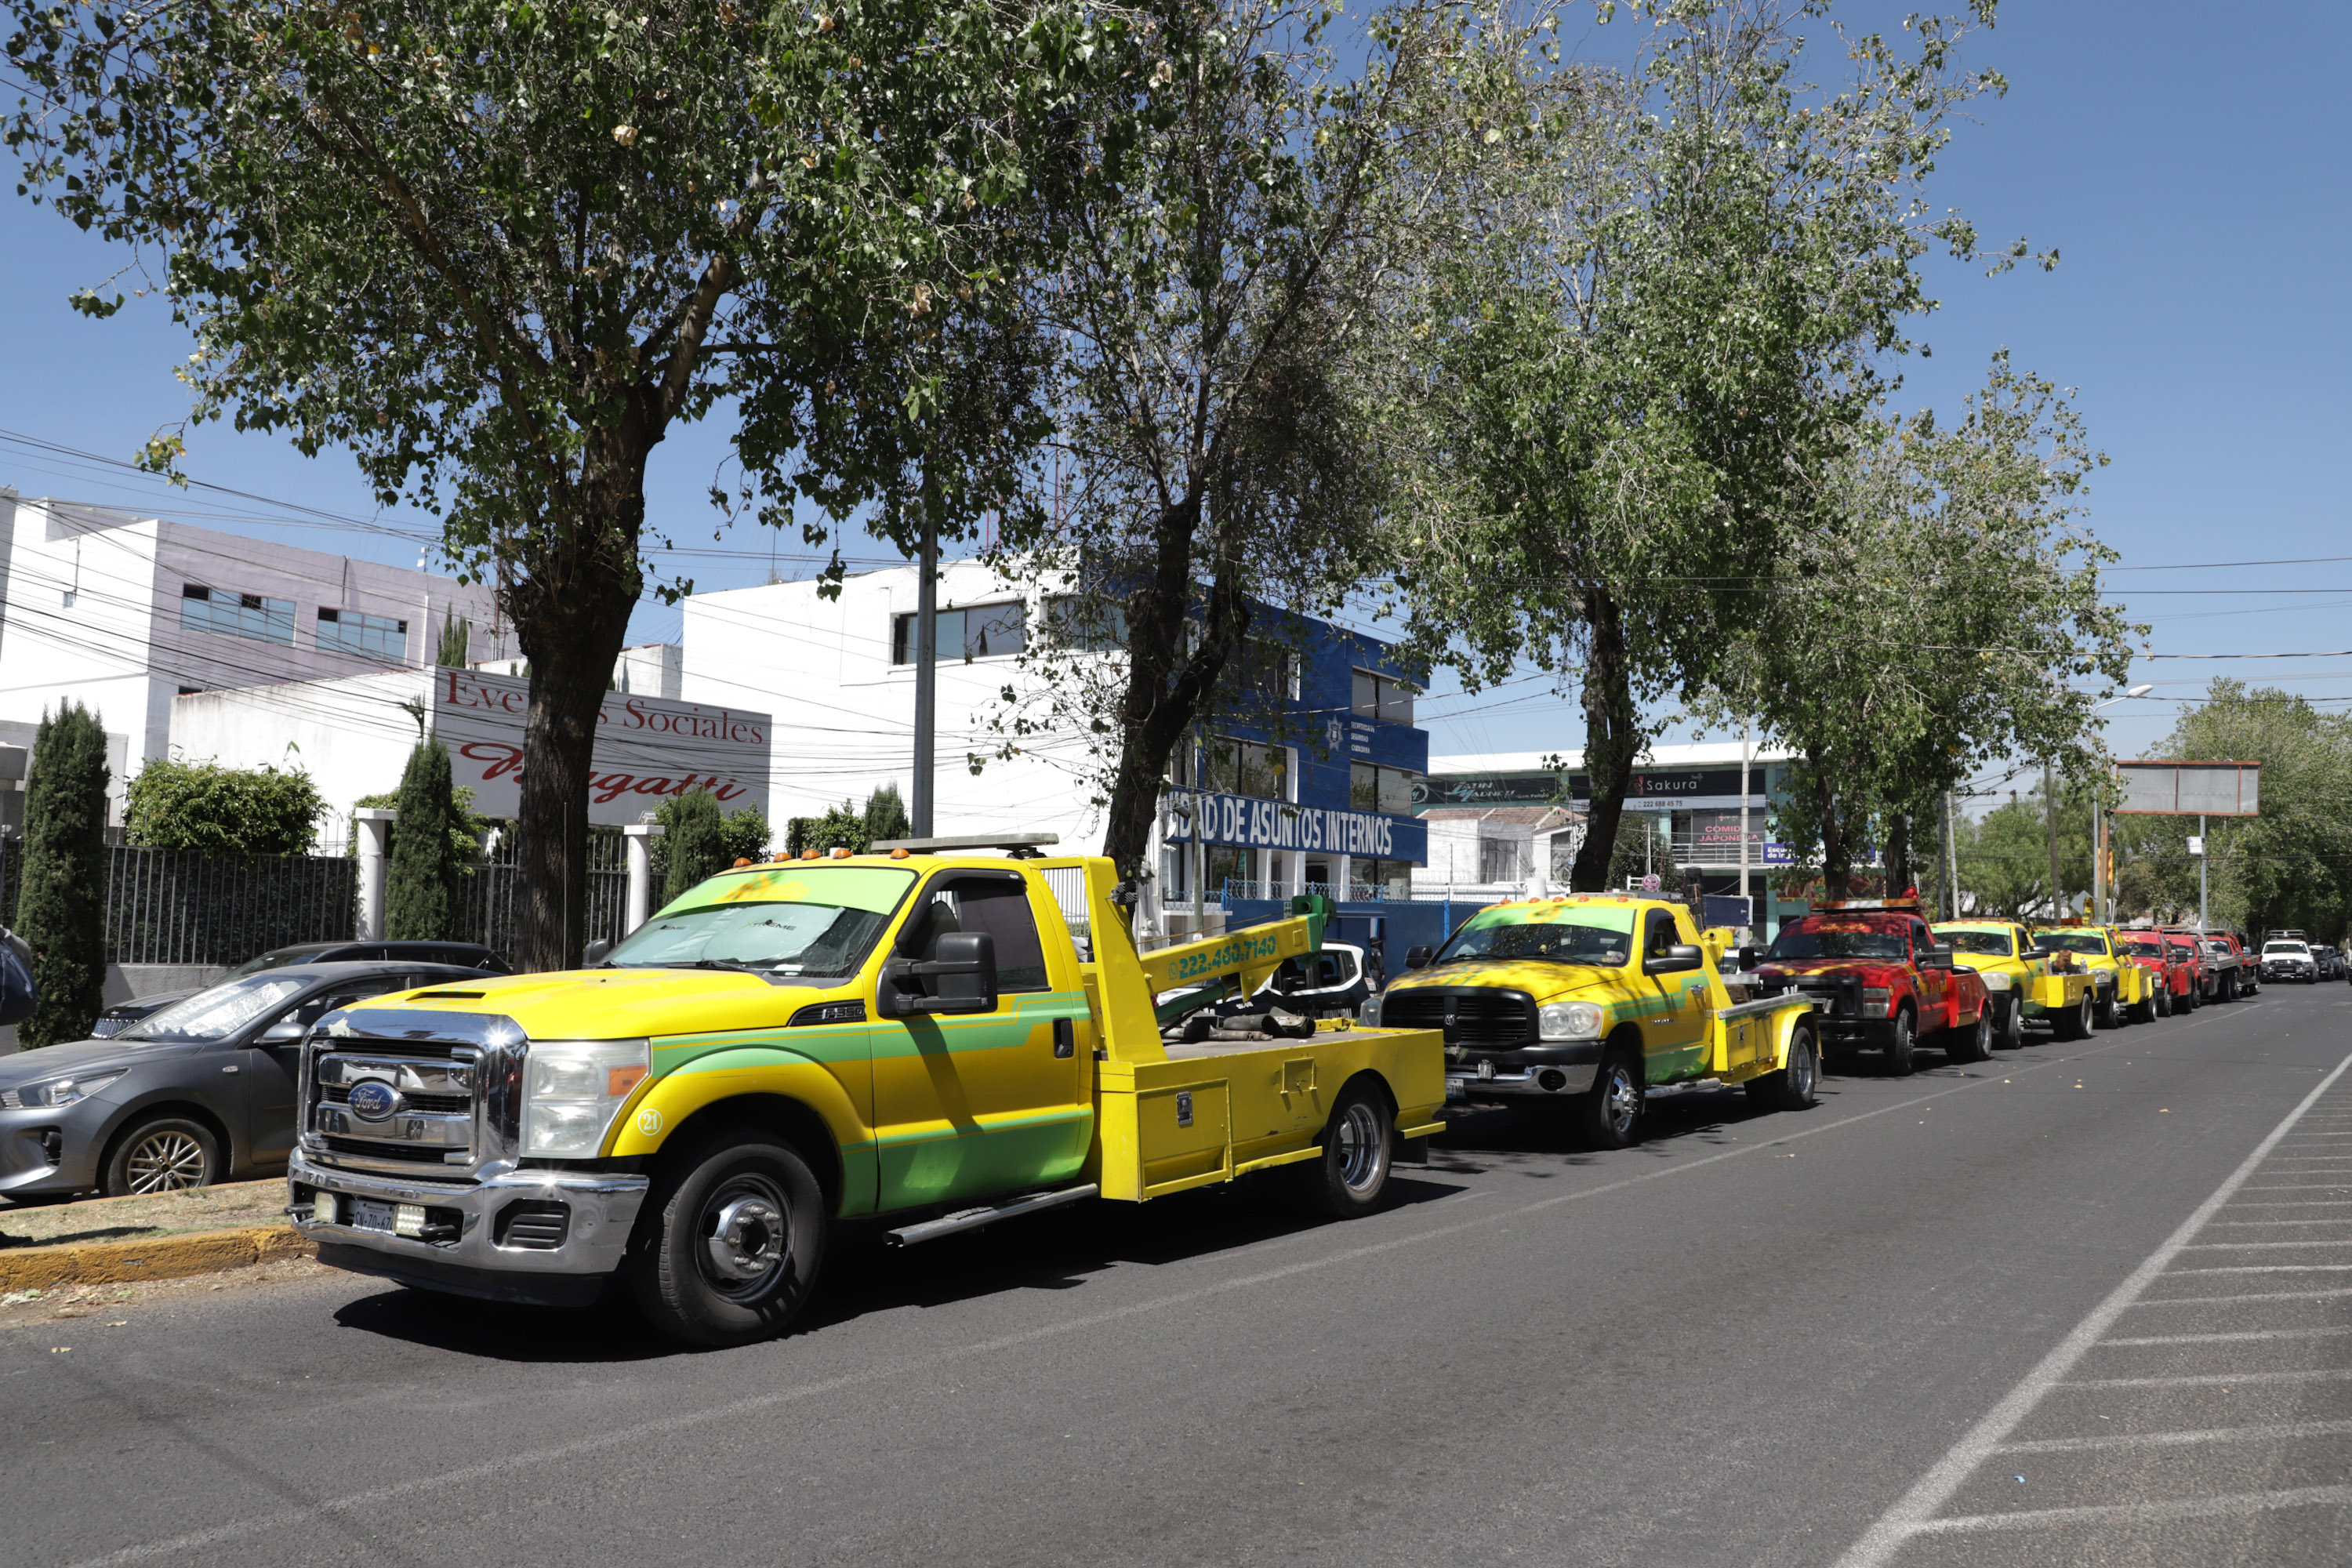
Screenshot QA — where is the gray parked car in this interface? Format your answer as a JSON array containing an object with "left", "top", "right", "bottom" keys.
[
  {"left": 0, "top": 961, "right": 492, "bottom": 1198},
  {"left": 90, "top": 940, "right": 512, "bottom": 1036}
]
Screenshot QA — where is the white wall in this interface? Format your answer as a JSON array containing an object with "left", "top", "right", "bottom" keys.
[
  {"left": 681, "top": 562, "right": 1109, "bottom": 849},
  {"left": 171, "top": 670, "right": 429, "bottom": 849}
]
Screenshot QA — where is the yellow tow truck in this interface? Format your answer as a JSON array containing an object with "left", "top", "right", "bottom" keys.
[
  {"left": 2029, "top": 923, "right": 2161, "bottom": 1029},
  {"left": 1930, "top": 920, "right": 2098, "bottom": 1045},
  {"left": 1363, "top": 894, "right": 1823, "bottom": 1148},
  {"left": 288, "top": 837, "right": 1444, "bottom": 1345}
]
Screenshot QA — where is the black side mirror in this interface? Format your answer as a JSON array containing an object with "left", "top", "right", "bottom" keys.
[
  {"left": 880, "top": 931, "right": 999, "bottom": 1018},
  {"left": 1737, "top": 944, "right": 1764, "bottom": 971},
  {"left": 1645, "top": 943, "right": 1704, "bottom": 976},
  {"left": 583, "top": 938, "right": 612, "bottom": 967},
  {"left": 1918, "top": 949, "right": 1954, "bottom": 970},
  {"left": 1404, "top": 944, "right": 1434, "bottom": 971}
]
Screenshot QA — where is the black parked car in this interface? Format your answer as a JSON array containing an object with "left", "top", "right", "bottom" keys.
[
  {"left": 89, "top": 940, "right": 511, "bottom": 1036},
  {"left": 0, "top": 961, "right": 494, "bottom": 1198}
]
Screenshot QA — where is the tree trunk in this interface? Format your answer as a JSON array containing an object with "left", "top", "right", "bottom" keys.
[
  {"left": 1815, "top": 757, "right": 1850, "bottom": 902},
  {"left": 1885, "top": 812, "right": 1911, "bottom": 901},
  {"left": 1568, "top": 589, "right": 1638, "bottom": 893}
]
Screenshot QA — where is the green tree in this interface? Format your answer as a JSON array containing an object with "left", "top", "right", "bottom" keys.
[
  {"left": 862, "top": 784, "right": 911, "bottom": 845},
  {"left": 16, "top": 705, "right": 110, "bottom": 1047},
  {"left": 652, "top": 797, "right": 768, "bottom": 880},
  {"left": 1956, "top": 785, "right": 2092, "bottom": 922},
  {"left": 435, "top": 611, "right": 471, "bottom": 668},
  {"left": 787, "top": 801, "right": 872, "bottom": 857},
  {"left": 662, "top": 789, "right": 731, "bottom": 902},
  {"left": 1399, "top": 0, "right": 2040, "bottom": 892},
  {"left": 385, "top": 741, "right": 470, "bottom": 940},
  {"left": 5, "top": 0, "right": 1126, "bottom": 968},
  {"left": 125, "top": 758, "right": 326, "bottom": 857}
]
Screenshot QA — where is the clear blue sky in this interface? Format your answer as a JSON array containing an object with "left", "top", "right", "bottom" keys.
[{"left": 0, "top": 0, "right": 2343, "bottom": 786}]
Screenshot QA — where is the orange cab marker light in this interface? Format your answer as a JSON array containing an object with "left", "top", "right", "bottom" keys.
[
  {"left": 732, "top": 858, "right": 752, "bottom": 867},
  {"left": 890, "top": 848, "right": 911, "bottom": 859},
  {"left": 801, "top": 850, "right": 821, "bottom": 860},
  {"left": 830, "top": 846, "right": 851, "bottom": 858}
]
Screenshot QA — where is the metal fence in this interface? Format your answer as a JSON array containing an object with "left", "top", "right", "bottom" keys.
[
  {"left": 0, "top": 842, "right": 359, "bottom": 966},
  {"left": 457, "top": 831, "right": 630, "bottom": 959}
]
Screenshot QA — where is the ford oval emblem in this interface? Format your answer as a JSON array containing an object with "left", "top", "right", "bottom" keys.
[{"left": 346, "top": 1079, "right": 401, "bottom": 1122}]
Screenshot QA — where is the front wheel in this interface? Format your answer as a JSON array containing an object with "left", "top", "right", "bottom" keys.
[
  {"left": 2093, "top": 984, "right": 2121, "bottom": 1029},
  {"left": 103, "top": 1116, "right": 222, "bottom": 1196},
  {"left": 1577, "top": 1050, "right": 1646, "bottom": 1149},
  {"left": 1997, "top": 994, "right": 2026, "bottom": 1050},
  {"left": 628, "top": 1127, "right": 829, "bottom": 1348},
  {"left": 1744, "top": 1024, "right": 1820, "bottom": 1111},
  {"left": 2056, "top": 992, "right": 2093, "bottom": 1040},
  {"left": 1883, "top": 1007, "right": 1917, "bottom": 1076},
  {"left": 1946, "top": 1009, "right": 1992, "bottom": 1065},
  {"left": 2134, "top": 987, "right": 2161, "bottom": 1024},
  {"left": 1300, "top": 1080, "right": 1394, "bottom": 1218}
]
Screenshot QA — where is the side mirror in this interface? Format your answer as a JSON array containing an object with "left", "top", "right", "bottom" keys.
[
  {"left": 1645, "top": 943, "right": 1704, "bottom": 976},
  {"left": 1404, "top": 944, "right": 1434, "bottom": 971},
  {"left": 260, "top": 1018, "right": 307, "bottom": 1044},
  {"left": 879, "top": 931, "right": 998, "bottom": 1018},
  {"left": 1918, "top": 949, "right": 1955, "bottom": 970},
  {"left": 1736, "top": 944, "right": 1765, "bottom": 971},
  {"left": 583, "top": 938, "right": 613, "bottom": 967}
]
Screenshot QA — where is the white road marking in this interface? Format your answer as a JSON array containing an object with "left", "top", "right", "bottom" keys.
[
  {"left": 2205, "top": 1217, "right": 2352, "bottom": 1226},
  {"left": 2060, "top": 1367, "right": 2352, "bottom": 1390},
  {"left": 2100, "top": 1326, "right": 2352, "bottom": 1347},
  {"left": 2165, "top": 1263, "right": 2352, "bottom": 1274},
  {"left": 2180, "top": 1238, "right": 2352, "bottom": 1249},
  {"left": 1912, "top": 1485, "right": 2352, "bottom": 1534},
  {"left": 1831, "top": 1049, "right": 2352, "bottom": 1568},
  {"left": 2131, "top": 1286, "right": 2352, "bottom": 1306},
  {"left": 1999, "top": 1417, "right": 2352, "bottom": 1454}
]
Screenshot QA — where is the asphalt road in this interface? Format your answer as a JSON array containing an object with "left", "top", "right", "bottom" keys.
[{"left": 5, "top": 985, "right": 2349, "bottom": 1568}]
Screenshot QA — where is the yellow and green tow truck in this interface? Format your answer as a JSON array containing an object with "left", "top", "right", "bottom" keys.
[
  {"left": 1361, "top": 894, "right": 1824, "bottom": 1147},
  {"left": 2029, "top": 923, "right": 2162, "bottom": 1029},
  {"left": 1929, "top": 919, "right": 2098, "bottom": 1045},
  {"left": 289, "top": 837, "right": 1444, "bottom": 1345}
]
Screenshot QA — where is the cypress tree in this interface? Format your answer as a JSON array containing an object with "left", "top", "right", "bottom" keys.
[
  {"left": 16, "top": 704, "right": 111, "bottom": 1047},
  {"left": 435, "top": 610, "right": 471, "bottom": 667},
  {"left": 386, "top": 741, "right": 460, "bottom": 940},
  {"left": 862, "top": 783, "right": 912, "bottom": 844},
  {"left": 663, "top": 789, "right": 729, "bottom": 902}
]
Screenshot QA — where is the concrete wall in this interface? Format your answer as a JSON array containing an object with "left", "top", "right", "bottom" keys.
[{"left": 171, "top": 669, "right": 426, "bottom": 851}]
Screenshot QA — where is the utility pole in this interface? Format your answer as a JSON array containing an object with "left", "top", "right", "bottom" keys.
[
  {"left": 2044, "top": 760, "right": 2063, "bottom": 920},
  {"left": 1944, "top": 789, "right": 1960, "bottom": 919},
  {"left": 1738, "top": 720, "right": 1752, "bottom": 935},
  {"left": 2197, "top": 812, "right": 2209, "bottom": 935},
  {"left": 911, "top": 511, "right": 938, "bottom": 837}
]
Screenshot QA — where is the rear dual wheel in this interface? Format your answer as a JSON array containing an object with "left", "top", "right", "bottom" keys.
[
  {"left": 2054, "top": 992, "right": 2094, "bottom": 1041},
  {"left": 1744, "top": 1024, "right": 1820, "bottom": 1111},
  {"left": 1945, "top": 1009, "right": 1993, "bottom": 1065},
  {"left": 1300, "top": 1080, "right": 1396, "bottom": 1218}
]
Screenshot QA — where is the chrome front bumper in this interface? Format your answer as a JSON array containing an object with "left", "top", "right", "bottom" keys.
[
  {"left": 289, "top": 1150, "right": 649, "bottom": 1308},
  {"left": 1446, "top": 1062, "right": 1599, "bottom": 1101}
]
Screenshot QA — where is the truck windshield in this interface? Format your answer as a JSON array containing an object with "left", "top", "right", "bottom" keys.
[
  {"left": 1435, "top": 906, "right": 1636, "bottom": 967},
  {"left": 2118, "top": 936, "right": 2167, "bottom": 956},
  {"left": 1766, "top": 927, "right": 1907, "bottom": 960},
  {"left": 2034, "top": 932, "right": 2108, "bottom": 955},
  {"left": 1936, "top": 931, "right": 2014, "bottom": 956},
  {"left": 614, "top": 866, "right": 918, "bottom": 976}
]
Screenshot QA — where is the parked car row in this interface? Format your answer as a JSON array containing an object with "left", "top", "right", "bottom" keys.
[{"left": 1, "top": 943, "right": 507, "bottom": 1200}]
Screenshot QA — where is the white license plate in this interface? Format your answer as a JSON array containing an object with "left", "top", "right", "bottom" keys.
[
  {"left": 1445, "top": 1077, "right": 1468, "bottom": 1101},
  {"left": 350, "top": 1199, "right": 397, "bottom": 1233}
]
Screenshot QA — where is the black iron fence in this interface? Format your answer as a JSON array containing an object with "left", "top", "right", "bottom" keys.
[
  {"left": 456, "top": 831, "right": 629, "bottom": 960},
  {"left": 0, "top": 843, "right": 358, "bottom": 967}
]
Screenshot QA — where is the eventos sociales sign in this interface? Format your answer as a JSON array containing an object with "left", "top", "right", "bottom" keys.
[
  {"left": 433, "top": 669, "right": 771, "bottom": 824},
  {"left": 1162, "top": 789, "right": 1428, "bottom": 862}
]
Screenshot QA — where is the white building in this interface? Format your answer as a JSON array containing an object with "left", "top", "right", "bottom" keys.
[{"left": 0, "top": 490, "right": 505, "bottom": 822}]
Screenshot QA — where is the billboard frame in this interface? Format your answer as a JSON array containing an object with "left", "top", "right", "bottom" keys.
[{"left": 2112, "top": 760, "right": 2262, "bottom": 818}]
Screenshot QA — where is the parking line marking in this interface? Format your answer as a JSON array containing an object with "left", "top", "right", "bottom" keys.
[
  {"left": 2180, "top": 1239, "right": 2352, "bottom": 1250},
  {"left": 2131, "top": 1287, "right": 2352, "bottom": 1306},
  {"left": 2100, "top": 1326, "right": 2352, "bottom": 1347},
  {"left": 1911, "top": 1486, "right": 2352, "bottom": 1535},
  {"left": 2204, "top": 1218, "right": 2352, "bottom": 1226},
  {"left": 1831, "top": 1051, "right": 2352, "bottom": 1568},
  {"left": 2060, "top": 1368, "right": 2352, "bottom": 1390},
  {"left": 2165, "top": 1263, "right": 2352, "bottom": 1274},
  {"left": 1999, "top": 1417, "right": 2352, "bottom": 1454}
]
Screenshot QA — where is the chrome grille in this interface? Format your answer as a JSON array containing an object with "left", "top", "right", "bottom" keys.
[{"left": 1379, "top": 987, "right": 1539, "bottom": 1049}]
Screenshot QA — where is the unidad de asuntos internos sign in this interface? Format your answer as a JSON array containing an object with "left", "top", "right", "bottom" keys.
[
  {"left": 432, "top": 668, "right": 771, "bottom": 823},
  {"left": 1161, "top": 788, "right": 1428, "bottom": 862}
]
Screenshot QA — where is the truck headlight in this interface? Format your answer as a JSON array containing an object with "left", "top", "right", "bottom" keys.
[
  {"left": 521, "top": 1040, "right": 651, "bottom": 1157},
  {"left": 1538, "top": 1000, "right": 1605, "bottom": 1041},
  {"left": 1861, "top": 987, "right": 1893, "bottom": 1014},
  {"left": 1975, "top": 971, "right": 2013, "bottom": 993},
  {"left": 1358, "top": 992, "right": 1382, "bottom": 1028}
]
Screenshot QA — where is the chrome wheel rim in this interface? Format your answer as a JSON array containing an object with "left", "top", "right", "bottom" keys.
[
  {"left": 1603, "top": 1065, "right": 1641, "bottom": 1135},
  {"left": 698, "top": 1177, "right": 790, "bottom": 1301},
  {"left": 125, "top": 1131, "right": 207, "bottom": 1192},
  {"left": 1334, "top": 1100, "right": 1387, "bottom": 1192},
  {"left": 1976, "top": 1014, "right": 1991, "bottom": 1054},
  {"left": 1789, "top": 1036, "right": 1816, "bottom": 1102}
]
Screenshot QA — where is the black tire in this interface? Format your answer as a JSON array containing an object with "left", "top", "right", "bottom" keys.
[
  {"left": 1300, "top": 1078, "right": 1395, "bottom": 1218},
  {"left": 2133, "top": 987, "right": 2160, "bottom": 1025},
  {"left": 2220, "top": 971, "right": 2238, "bottom": 1002},
  {"left": 626, "top": 1127, "right": 828, "bottom": 1348},
  {"left": 1997, "top": 993, "right": 2026, "bottom": 1049},
  {"left": 1576, "top": 1048, "right": 1646, "bottom": 1150},
  {"left": 1744, "top": 1023, "right": 1820, "bottom": 1111},
  {"left": 2055, "top": 991, "right": 2092, "bottom": 1040},
  {"left": 2092, "top": 982, "right": 2121, "bottom": 1030},
  {"left": 2154, "top": 985, "right": 2172, "bottom": 1019},
  {"left": 1883, "top": 1007, "right": 1918, "bottom": 1076},
  {"left": 1946, "top": 1008, "right": 1992, "bottom": 1065},
  {"left": 102, "top": 1116, "right": 222, "bottom": 1196}
]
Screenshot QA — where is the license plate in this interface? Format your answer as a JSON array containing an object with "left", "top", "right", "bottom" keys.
[
  {"left": 1478, "top": 1059, "right": 1495, "bottom": 1080},
  {"left": 351, "top": 1199, "right": 397, "bottom": 1234},
  {"left": 1445, "top": 1077, "right": 1467, "bottom": 1101}
]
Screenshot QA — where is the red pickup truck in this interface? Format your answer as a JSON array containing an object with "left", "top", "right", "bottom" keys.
[
  {"left": 1746, "top": 898, "right": 1991, "bottom": 1076},
  {"left": 2114, "top": 928, "right": 2196, "bottom": 1014}
]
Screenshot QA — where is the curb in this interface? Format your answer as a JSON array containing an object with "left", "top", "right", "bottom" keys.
[{"left": 0, "top": 1225, "right": 315, "bottom": 1292}]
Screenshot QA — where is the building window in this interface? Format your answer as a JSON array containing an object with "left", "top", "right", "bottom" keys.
[
  {"left": 1203, "top": 845, "right": 1254, "bottom": 895},
  {"left": 1045, "top": 594, "right": 1128, "bottom": 652},
  {"left": 1203, "top": 736, "right": 1288, "bottom": 800},
  {"left": 1236, "top": 637, "right": 1301, "bottom": 706},
  {"left": 1349, "top": 762, "right": 1419, "bottom": 815},
  {"left": 1350, "top": 668, "right": 1415, "bottom": 725},
  {"left": 60, "top": 590, "right": 74, "bottom": 608},
  {"left": 316, "top": 606, "right": 410, "bottom": 662},
  {"left": 1355, "top": 858, "right": 1410, "bottom": 893},
  {"left": 181, "top": 584, "right": 294, "bottom": 647},
  {"left": 891, "top": 601, "right": 1027, "bottom": 664},
  {"left": 1479, "top": 837, "right": 1528, "bottom": 884}
]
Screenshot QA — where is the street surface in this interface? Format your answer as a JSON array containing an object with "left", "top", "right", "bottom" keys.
[{"left": 5, "top": 987, "right": 2347, "bottom": 1568}]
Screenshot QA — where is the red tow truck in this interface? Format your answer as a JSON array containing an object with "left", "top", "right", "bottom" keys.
[
  {"left": 2114, "top": 928, "right": 2197, "bottom": 1014},
  {"left": 1744, "top": 897, "right": 1990, "bottom": 1076}
]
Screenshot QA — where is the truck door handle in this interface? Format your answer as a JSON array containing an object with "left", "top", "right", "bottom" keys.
[{"left": 1053, "top": 1018, "right": 1074, "bottom": 1058}]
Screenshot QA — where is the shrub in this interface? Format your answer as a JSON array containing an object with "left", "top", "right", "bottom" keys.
[
  {"left": 786, "top": 800, "right": 869, "bottom": 857},
  {"left": 862, "top": 783, "right": 910, "bottom": 844},
  {"left": 126, "top": 757, "right": 324, "bottom": 857},
  {"left": 387, "top": 742, "right": 470, "bottom": 940},
  {"left": 662, "top": 789, "right": 730, "bottom": 902},
  {"left": 16, "top": 705, "right": 110, "bottom": 1047}
]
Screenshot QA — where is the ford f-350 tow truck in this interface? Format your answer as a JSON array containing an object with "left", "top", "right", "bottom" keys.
[
  {"left": 1359, "top": 894, "right": 1824, "bottom": 1149},
  {"left": 288, "top": 840, "right": 1444, "bottom": 1345},
  {"left": 2030, "top": 924, "right": 2162, "bottom": 1028},
  {"left": 1930, "top": 919, "right": 2097, "bottom": 1045},
  {"left": 1750, "top": 898, "right": 1989, "bottom": 1074}
]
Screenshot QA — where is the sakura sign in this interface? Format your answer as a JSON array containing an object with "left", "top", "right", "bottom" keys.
[{"left": 431, "top": 668, "right": 771, "bottom": 823}]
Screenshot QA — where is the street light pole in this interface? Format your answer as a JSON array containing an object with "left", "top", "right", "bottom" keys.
[
  {"left": 911, "top": 511, "right": 938, "bottom": 837},
  {"left": 2044, "top": 759, "right": 2062, "bottom": 920}
]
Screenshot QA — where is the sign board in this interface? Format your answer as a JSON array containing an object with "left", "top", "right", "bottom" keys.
[
  {"left": 1762, "top": 842, "right": 1794, "bottom": 866},
  {"left": 1702, "top": 895, "right": 1752, "bottom": 929},
  {"left": 433, "top": 667, "right": 771, "bottom": 825},
  {"left": 1640, "top": 873, "right": 1661, "bottom": 893},
  {"left": 2115, "top": 760, "right": 2260, "bottom": 817},
  {"left": 2187, "top": 834, "right": 2204, "bottom": 857},
  {"left": 1161, "top": 788, "right": 1428, "bottom": 863}
]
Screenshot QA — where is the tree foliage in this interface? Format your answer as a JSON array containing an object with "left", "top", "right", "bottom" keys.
[
  {"left": 385, "top": 742, "right": 469, "bottom": 940},
  {"left": 1954, "top": 782, "right": 2091, "bottom": 923},
  {"left": 662, "top": 789, "right": 731, "bottom": 902},
  {"left": 125, "top": 757, "right": 325, "bottom": 857},
  {"left": 16, "top": 704, "right": 109, "bottom": 1047},
  {"left": 652, "top": 796, "right": 768, "bottom": 880},
  {"left": 862, "top": 782, "right": 912, "bottom": 845}
]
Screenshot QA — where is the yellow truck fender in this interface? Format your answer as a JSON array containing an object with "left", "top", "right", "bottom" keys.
[{"left": 606, "top": 1045, "right": 879, "bottom": 1216}]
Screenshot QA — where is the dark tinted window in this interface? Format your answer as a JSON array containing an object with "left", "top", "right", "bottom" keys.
[{"left": 908, "top": 876, "right": 1051, "bottom": 993}]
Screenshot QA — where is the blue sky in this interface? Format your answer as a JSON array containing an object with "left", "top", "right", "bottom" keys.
[{"left": 0, "top": 0, "right": 2343, "bottom": 787}]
